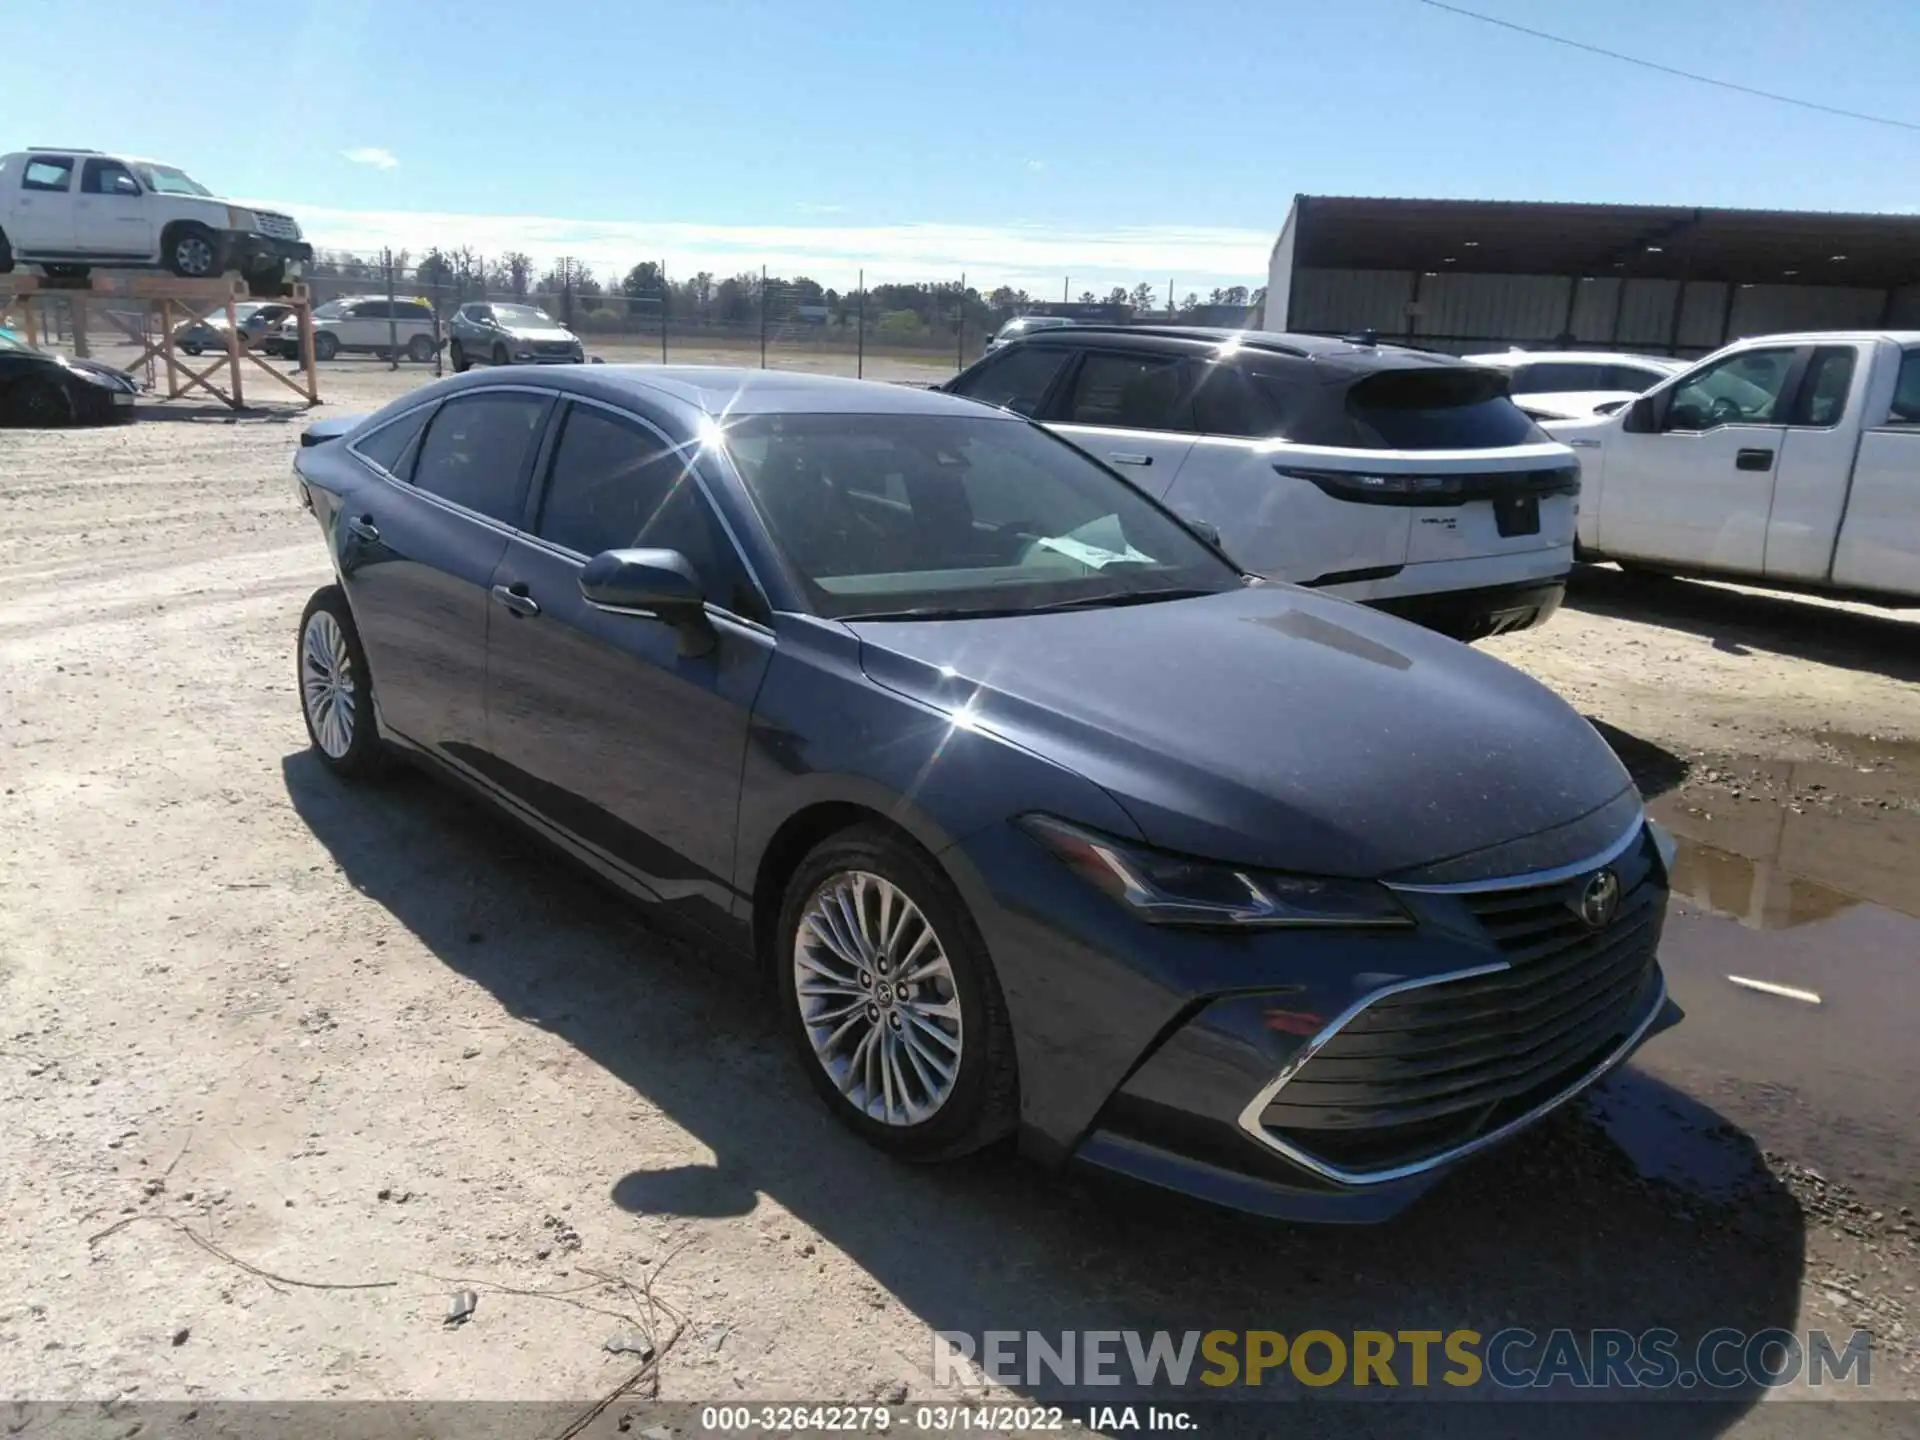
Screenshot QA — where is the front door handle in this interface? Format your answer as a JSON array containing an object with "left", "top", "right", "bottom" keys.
[
  {"left": 1735, "top": 447, "right": 1775, "bottom": 472},
  {"left": 345, "top": 514, "right": 380, "bottom": 542},
  {"left": 1108, "top": 452, "right": 1153, "bottom": 466},
  {"left": 491, "top": 582, "right": 540, "bottom": 618}
]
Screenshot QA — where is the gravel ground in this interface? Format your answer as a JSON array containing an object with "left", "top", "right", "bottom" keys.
[{"left": 3, "top": 369, "right": 1917, "bottom": 1430}]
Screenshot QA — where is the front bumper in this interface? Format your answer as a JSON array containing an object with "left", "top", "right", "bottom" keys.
[
  {"left": 947, "top": 810, "right": 1676, "bottom": 1223},
  {"left": 221, "top": 231, "right": 313, "bottom": 275}
]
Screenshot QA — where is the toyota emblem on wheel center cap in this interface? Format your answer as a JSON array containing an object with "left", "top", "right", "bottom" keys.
[{"left": 1577, "top": 869, "right": 1621, "bottom": 929}]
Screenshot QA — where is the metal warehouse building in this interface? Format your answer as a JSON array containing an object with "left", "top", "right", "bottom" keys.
[{"left": 1265, "top": 195, "right": 1920, "bottom": 359}]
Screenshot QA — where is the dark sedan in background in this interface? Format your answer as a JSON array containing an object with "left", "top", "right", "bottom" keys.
[
  {"left": 0, "top": 329, "right": 139, "bottom": 425},
  {"left": 290, "top": 366, "right": 1681, "bottom": 1221}
]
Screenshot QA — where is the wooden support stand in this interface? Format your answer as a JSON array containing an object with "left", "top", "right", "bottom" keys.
[{"left": 0, "top": 272, "right": 320, "bottom": 411}]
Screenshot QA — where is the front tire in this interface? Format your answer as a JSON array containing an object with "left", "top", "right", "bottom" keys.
[
  {"left": 181, "top": 342, "right": 204, "bottom": 357},
  {"left": 450, "top": 339, "right": 469, "bottom": 373},
  {"left": 165, "top": 225, "right": 220, "bottom": 279},
  {"left": 491, "top": 342, "right": 509, "bottom": 367},
  {"left": 246, "top": 260, "right": 286, "bottom": 296},
  {"left": 297, "top": 587, "right": 389, "bottom": 780},
  {"left": 776, "top": 826, "right": 1017, "bottom": 1161},
  {"left": 313, "top": 331, "right": 339, "bottom": 362},
  {"left": 5, "top": 376, "right": 75, "bottom": 427}
]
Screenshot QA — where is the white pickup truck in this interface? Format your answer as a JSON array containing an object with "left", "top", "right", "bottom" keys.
[{"left": 1548, "top": 331, "right": 1920, "bottom": 603}]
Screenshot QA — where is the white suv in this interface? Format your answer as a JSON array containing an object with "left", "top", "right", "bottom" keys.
[
  {"left": 0, "top": 148, "right": 310, "bottom": 292},
  {"left": 265, "top": 296, "right": 440, "bottom": 363},
  {"left": 945, "top": 326, "right": 1581, "bottom": 640},
  {"left": 1466, "top": 349, "right": 1689, "bottom": 422}
]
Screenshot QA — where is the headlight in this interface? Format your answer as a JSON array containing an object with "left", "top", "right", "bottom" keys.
[
  {"left": 1019, "top": 815, "right": 1411, "bottom": 929},
  {"left": 225, "top": 205, "right": 256, "bottom": 230}
]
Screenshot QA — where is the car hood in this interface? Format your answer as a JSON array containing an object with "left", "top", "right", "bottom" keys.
[
  {"left": 850, "top": 584, "right": 1636, "bottom": 880},
  {"left": 501, "top": 325, "right": 578, "bottom": 343},
  {"left": 60, "top": 356, "right": 138, "bottom": 391}
]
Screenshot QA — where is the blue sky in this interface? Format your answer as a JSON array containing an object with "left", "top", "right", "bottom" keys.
[{"left": 13, "top": 0, "right": 1920, "bottom": 295}]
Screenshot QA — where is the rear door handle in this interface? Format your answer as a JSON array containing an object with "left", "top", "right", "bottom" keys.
[
  {"left": 1108, "top": 452, "right": 1153, "bottom": 466},
  {"left": 491, "top": 582, "right": 540, "bottom": 618},
  {"left": 345, "top": 514, "right": 380, "bottom": 542},
  {"left": 1736, "top": 448, "right": 1775, "bottom": 471}
]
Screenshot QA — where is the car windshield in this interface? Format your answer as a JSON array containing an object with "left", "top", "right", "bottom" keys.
[
  {"left": 133, "top": 164, "right": 213, "bottom": 197},
  {"left": 0, "top": 330, "right": 39, "bottom": 354},
  {"left": 494, "top": 304, "right": 556, "bottom": 326},
  {"left": 312, "top": 300, "right": 349, "bottom": 319},
  {"left": 721, "top": 412, "right": 1240, "bottom": 620}
]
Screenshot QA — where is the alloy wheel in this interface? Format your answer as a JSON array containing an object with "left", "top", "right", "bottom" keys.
[
  {"left": 175, "top": 236, "right": 215, "bottom": 276},
  {"left": 301, "top": 610, "right": 356, "bottom": 759},
  {"left": 793, "top": 871, "right": 963, "bottom": 1127}
]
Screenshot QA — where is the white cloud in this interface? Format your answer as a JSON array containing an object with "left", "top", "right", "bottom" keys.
[
  {"left": 341, "top": 147, "right": 399, "bottom": 170},
  {"left": 1026, "top": 159, "right": 1046, "bottom": 172},
  {"left": 795, "top": 202, "right": 846, "bottom": 214},
  {"left": 239, "top": 197, "right": 1270, "bottom": 294}
]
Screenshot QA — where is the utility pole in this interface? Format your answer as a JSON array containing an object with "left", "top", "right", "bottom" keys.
[{"left": 856, "top": 268, "right": 864, "bottom": 380}]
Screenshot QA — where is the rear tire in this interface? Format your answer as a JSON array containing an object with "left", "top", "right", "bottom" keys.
[
  {"left": 406, "top": 333, "right": 434, "bottom": 363},
  {"left": 297, "top": 587, "right": 390, "bottom": 781},
  {"left": 450, "top": 340, "right": 469, "bottom": 373},
  {"left": 0, "top": 228, "right": 13, "bottom": 274},
  {"left": 181, "top": 342, "right": 204, "bottom": 357},
  {"left": 775, "top": 825, "right": 1017, "bottom": 1161}
]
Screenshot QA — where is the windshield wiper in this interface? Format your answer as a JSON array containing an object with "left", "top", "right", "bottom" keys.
[{"left": 839, "top": 586, "right": 1219, "bottom": 622}]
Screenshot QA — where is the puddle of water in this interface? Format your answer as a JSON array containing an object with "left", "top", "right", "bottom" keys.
[
  {"left": 1646, "top": 760, "right": 1920, "bottom": 930},
  {"left": 1582, "top": 1069, "right": 1766, "bottom": 1202}
]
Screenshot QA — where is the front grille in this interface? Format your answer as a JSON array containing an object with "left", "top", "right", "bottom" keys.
[
  {"left": 253, "top": 211, "right": 299, "bottom": 240},
  {"left": 535, "top": 342, "right": 577, "bottom": 356},
  {"left": 1257, "top": 830, "right": 1663, "bottom": 1174}
]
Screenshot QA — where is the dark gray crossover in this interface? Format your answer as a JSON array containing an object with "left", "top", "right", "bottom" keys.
[{"left": 291, "top": 366, "right": 1682, "bottom": 1222}]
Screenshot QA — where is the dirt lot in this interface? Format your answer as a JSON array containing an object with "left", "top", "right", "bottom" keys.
[{"left": 3, "top": 366, "right": 1918, "bottom": 1429}]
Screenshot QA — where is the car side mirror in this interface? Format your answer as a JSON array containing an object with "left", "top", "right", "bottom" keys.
[
  {"left": 1623, "top": 396, "right": 1658, "bottom": 433},
  {"left": 579, "top": 547, "right": 715, "bottom": 657}
]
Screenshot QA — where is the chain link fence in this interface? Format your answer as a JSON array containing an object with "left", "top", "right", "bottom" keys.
[{"left": 299, "top": 247, "right": 1260, "bottom": 378}]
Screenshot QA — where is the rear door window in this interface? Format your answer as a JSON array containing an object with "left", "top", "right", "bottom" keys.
[
  {"left": 1059, "top": 352, "right": 1194, "bottom": 432},
  {"left": 1190, "top": 363, "right": 1274, "bottom": 437},
  {"left": 1343, "top": 367, "right": 1542, "bottom": 450},
  {"left": 949, "top": 345, "right": 1071, "bottom": 416},
  {"left": 1888, "top": 351, "right": 1920, "bottom": 425},
  {"left": 1786, "top": 347, "right": 1856, "bottom": 427},
  {"left": 410, "top": 391, "right": 552, "bottom": 524},
  {"left": 22, "top": 156, "right": 74, "bottom": 192}
]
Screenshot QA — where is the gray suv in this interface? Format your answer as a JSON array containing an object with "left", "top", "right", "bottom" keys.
[{"left": 447, "top": 302, "right": 585, "bottom": 370}]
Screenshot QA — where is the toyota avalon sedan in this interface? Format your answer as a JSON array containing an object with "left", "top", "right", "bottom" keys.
[{"left": 291, "top": 366, "right": 1681, "bottom": 1222}]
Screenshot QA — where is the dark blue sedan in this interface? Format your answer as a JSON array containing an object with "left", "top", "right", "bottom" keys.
[{"left": 291, "top": 366, "right": 1681, "bottom": 1222}]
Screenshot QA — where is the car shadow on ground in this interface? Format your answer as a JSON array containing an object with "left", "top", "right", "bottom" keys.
[
  {"left": 1587, "top": 717, "right": 1691, "bottom": 799},
  {"left": 284, "top": 753, "right": 1806, "bottom": 1437},
  {"left": 1565, "top": 565, "right": 1920, "bottom": 683}
]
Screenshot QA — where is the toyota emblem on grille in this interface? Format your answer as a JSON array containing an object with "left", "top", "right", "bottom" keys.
[{"left": 1577, "top": 869, "right": 1621, "bottom": 929}]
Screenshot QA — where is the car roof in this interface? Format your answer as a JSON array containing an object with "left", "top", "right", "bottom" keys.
[
  {"left": 996, "top": 324, "right": 1470, "bottom": 372},
  {"left": 1465, "top": 350, "right": 1686, "bottom": 369},
  {"left": 440, "top": 365, "right": 1014, "bottom": 421}
]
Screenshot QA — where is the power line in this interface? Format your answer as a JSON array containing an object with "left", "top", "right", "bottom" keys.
[{"left": 1412, "top": 0, "right": 1920, "bottom": 134}]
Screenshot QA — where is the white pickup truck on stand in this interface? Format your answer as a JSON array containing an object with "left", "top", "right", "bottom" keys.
[{"left": 1546, "top": 332, "right": 1920, "bottom": 603}]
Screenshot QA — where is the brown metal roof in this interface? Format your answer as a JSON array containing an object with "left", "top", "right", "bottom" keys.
[{"left": 1291, "top": 196, "right": 1920, "bottom": 290}]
